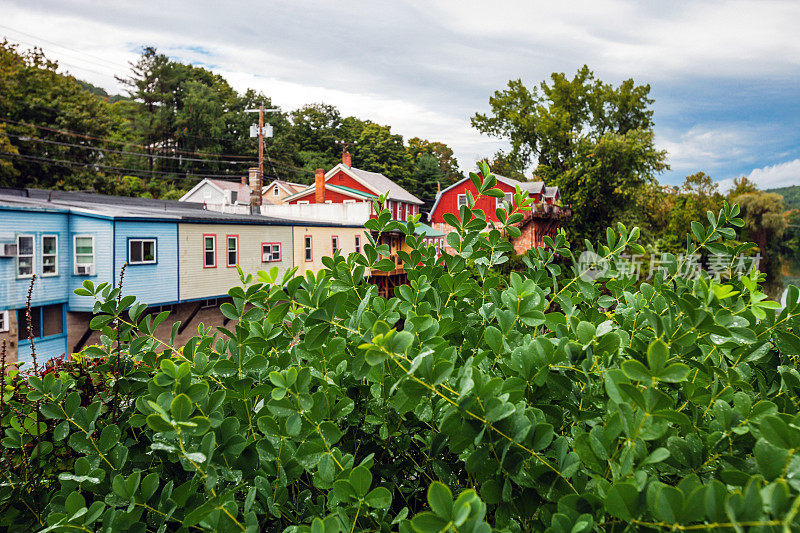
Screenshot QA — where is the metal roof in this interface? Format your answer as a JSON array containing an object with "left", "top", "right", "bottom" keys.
[
  {"left": 414, "top": 223, "right": 445, "bottom": 238},
  {"left": 328, "top": 184, "right": 377, "bottom": 199},
  {"left": 0, "top": 189, "right": 363, "bottom": 227},
  {"left": 347, "top": 167, "right": 423, "bottom": 205}
]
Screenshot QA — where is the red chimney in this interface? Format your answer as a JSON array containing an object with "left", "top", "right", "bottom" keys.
[
  {"left": 342, "top": 150, "right": 351, "bottom": 167},
  {"left": 241, "top": 175, "right": 246, "bottom": 185},
  {"left": 315, "top": 168, "right": 325, "bottom": 203}
]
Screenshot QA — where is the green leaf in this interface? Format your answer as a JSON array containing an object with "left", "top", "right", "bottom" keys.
[
  {"left": 605, "top": 482, "right": 639, "bottom": 521},
  {"left": 365, "top": 487, "right": 392, "bottom": 508},
  {"left": 170, "top": 394, "right": 193, "bottom": 421},
  {"left": 760, "top": 415, "right": 794, "bottom": 449},
  {"left": 647, "top": 339, "right": 668, "bottom": 374},
  {"left": 658, "top": 364, "right": 690, "bottom": 383},
  {"left": 98, "top": 424, "right": 121, "bottom": 452},
  {"left": 621, "top": 360, "right": 651, "bottom": 382},
  {"left": 427, "top": 481, "right": 453, "bottom": 519},
  {"left": 411, "top": 512, "right": 449, "bottom": 533},
  {"left": 349, "top": 466, "right": 372, "bottom": 497}
]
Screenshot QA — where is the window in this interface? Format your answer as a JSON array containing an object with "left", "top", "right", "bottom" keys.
[
  {"left": 298, "top": 200, "right": 310, "bottom": 205},
  {"left": 42, "top": 235, "right": 58, "bottom": 276},
  {"left": 331, "top": 235, "right": 339, "bottom": 254},
  {"left": 355, "top": 235, "right": 361, "bottom": 254},
  {"left": 262, "top": 242, "right": 281, "bottom": 262},
  {"left": 16, "top": 235, "right": 33, "bottom": 278},
  {"left": 304, "top": 235, "right": 313, "bottom": 261},
  {"left": 496, "top": 192, "right": 513, "bottom": 209},
  {"left": 17, "top": 303, "right": 63, "bottom": 340},
  {"left": 203, "top": 235, "right": 216, "bottom": 268},
  {"left": 399, "top": 203, "right": 405, "bottom": 221},
  {"left": 273, "top": 186, "right": 280, "bottom": 196},
  {"left": 457, "top": 194, "right": 467, "bottom": 207},
  {"left": 0, "top": 310, "right": 8, "bottom": 333},
  {"left": 230, "top": 191, "right": 238, "bottom": 204},
  {"left": 201, "top": 298, "right": 218, "bottom": 309},
  {"left": 343, "top": 199, "right": 356, "bottom": 204},
  {"left": 226, "top": 235, "right": 239, "bottom": 267},
  {"left": 73, "top": 235, "right": 95, "bottom": 275},
  {"left": 129, "top": 238, "right": 156, "bottom": 265}
]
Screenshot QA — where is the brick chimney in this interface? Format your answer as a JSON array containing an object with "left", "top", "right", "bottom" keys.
[
  {"left": 342, "top": 150, "right": 351, "bottom": 167},
  {"left": 248, "top": 167, "right": 258, "bottom": 191},
  {"left": 315, "top": 168, "right": 325, "bottom": 203}
]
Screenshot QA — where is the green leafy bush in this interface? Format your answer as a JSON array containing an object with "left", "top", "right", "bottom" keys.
[{"left": 2, "top": 163, "right": 800, "bottom": 532}]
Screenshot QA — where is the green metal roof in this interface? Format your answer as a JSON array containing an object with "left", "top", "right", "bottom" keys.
[
  {"left": 328, "top": 184, "right": 378, "bottom": 199},
  {"left": 414, "top": 223, "right": 445, "bottom": 238}
]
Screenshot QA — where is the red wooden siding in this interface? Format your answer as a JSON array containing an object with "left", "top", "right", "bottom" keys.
[
  {"left": 327, "top": 170, "right": 375, "bottom": 196},
  {"left": 430, "top": 180, "right": 541, "bottom": 224}
]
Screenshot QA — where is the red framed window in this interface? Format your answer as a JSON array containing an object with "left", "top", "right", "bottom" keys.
[
  {"left": 304, "top": 235, "right": 313, "bottom": 261},
  {"left": 262, "top": 242, "right": 281, "bottom": 262},
  {"left": 203, "top": 234, "right": 216, "bottom": 268},
  {"left": 331, "top": 235, "right": 339, "bottom": 254},
  {"left": 226, "top": 234, "right": 239, "bottom": 267},
  {"left": 354, "top": 235, "right": 361, "bottom": 254}
]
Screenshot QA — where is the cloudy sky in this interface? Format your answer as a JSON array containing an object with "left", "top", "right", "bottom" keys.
[{"left": 2, "top": 0, "right": 799, "bottom": 189}]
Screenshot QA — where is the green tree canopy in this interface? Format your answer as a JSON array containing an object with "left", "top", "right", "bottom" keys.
[{"left": 472, "top": 65, "right": 668, "bottom": 242}]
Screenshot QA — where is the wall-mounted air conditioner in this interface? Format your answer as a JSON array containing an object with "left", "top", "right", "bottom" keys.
[
  {"left": 76, "top": 264, "right": 94, "bottom": 275},
  {"left": 0, "top": 243, "right": 17, "bottom": 257}
]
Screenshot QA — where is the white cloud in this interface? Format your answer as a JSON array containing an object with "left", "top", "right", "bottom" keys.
[
  {"left": 746, "top": 159, "right": 800, "bottom": 190},
  {"left": 1, "top": 0, "right": 800, "bottom": 176},
  {"left": 658, "top": 125, "right": 759, "bottom": 175}
]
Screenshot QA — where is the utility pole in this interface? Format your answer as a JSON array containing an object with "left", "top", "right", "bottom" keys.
[{"left": 245, "top": 105, "right": 279, "bottom": 212}]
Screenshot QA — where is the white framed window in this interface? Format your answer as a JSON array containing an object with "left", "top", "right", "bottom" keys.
[
  {"left": 304, "top": 235, "right": 313, "bottom": 261},
  {"left": 457, "top": 194, "right": 467, "bottom": 207},
  {"left": 202, "top": 298, "right": 218, "bottom": 309},
  {"left": 203, "top": 234, "right": 216, "bottom": 268},
  {"left": 129, "top": 238, "right": 157, "bottom": 265},
  {"left": 331, "top": 235, "right": 339, "bottom": 253},
  {"left": 273, "top": 186, "right": 280, "bottom": 196},
  {"left": 496, "top": 192, "right": 513, "bottom": 209},
  {"left": 298, "top": 200, "right": 310, "bottom": 205},
  {"left": 355, "top": 235, "right": 361, "bottom": 254},
  {"left": 0, "top": 310, "right": 9, "bottom": 333},
  {"left": 73, "top": 235, "right": 95, "bottom": 275},
  {"left": 262, "top": 242, "right": 281, "bottom": 262},
  {"left": 226, "top": 235, "right": 239, "bottom": 267},
  {"left": 343, "top": 199, "right": 356, "bottom": 204},
  {"left": 42, "top": 235, "right": 58, "bottom": 276},
  {"left": 230, "top": 191, "right": 238, "bottom": 204},
  {"left": 16, "top": 234, "right": 34, "bottom": 278}
]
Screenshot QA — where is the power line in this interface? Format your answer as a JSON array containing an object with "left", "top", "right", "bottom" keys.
[
  {"left": 0, "top": 117, "right": 256, "bottom": 161},
  {"left": 0, "top": 151, "right": 246, "bottom": 180},
  {"left": 0, "top": 25, "right": 125, "bottom": 70},
  {"left": 3, "top": 130, "right": 256, "bottom": 165}
]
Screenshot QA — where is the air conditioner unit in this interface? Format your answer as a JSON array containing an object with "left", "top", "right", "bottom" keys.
[
  {"left": 76, "top": 264, "right": 94, "bottom": 275},
  {"left": 0, "top": 243, "right": 17, "bottom": 257}
]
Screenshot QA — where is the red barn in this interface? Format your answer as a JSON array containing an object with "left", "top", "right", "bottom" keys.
[
  {"left": 283, "top": 151, "right": 423, "bottom": 221},
  {"left": 429, "top": 174, "right": 568, "bottom": 254}
]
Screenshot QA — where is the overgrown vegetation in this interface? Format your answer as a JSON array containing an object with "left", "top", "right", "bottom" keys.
[{"left": 2, "top": 165, "right": 800, "bottom": 532}]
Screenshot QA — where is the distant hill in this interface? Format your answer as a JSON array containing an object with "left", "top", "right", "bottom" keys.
[
  {"left": 74, "top": 79, "right": 129, "bottom": 103},
  {"left": 766, "top": 185, "right": 800, "bottom": 210}
]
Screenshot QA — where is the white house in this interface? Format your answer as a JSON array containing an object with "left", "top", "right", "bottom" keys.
[{"left": 179, "top": 178, "right": 251, "bottom": 207}]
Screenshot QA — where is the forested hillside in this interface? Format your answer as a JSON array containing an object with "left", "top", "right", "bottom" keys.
[
  {"left": 766, "top": 184, "right": 800, "bottom": 210},
  {"left": 0, "top": 41, "right": 462, "bottom": 206}
]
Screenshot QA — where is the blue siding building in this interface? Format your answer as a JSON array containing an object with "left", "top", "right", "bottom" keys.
[
  {"left": 112, "top": 221, "right": 180, "bottom": 307},
  {"left": 0, "top": 188, "right": 361, "bottom": 368},
  {"left": 0, "top": 204, "right": 71, "bottom": 367}
]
